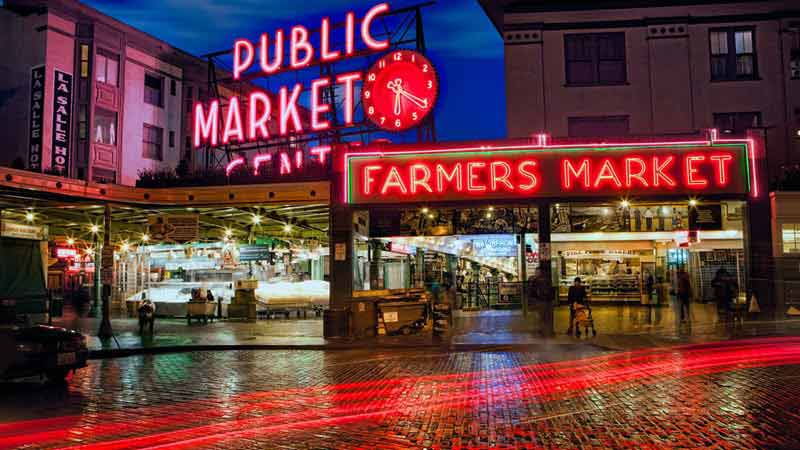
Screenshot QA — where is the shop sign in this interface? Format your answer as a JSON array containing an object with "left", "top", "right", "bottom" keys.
[
  {"left": 51, "top": 69, "right": 73, "bottom": 176},
  {"left": 689, "top": 204, "right": 723, "bottom": 230},
  {"left": 334, "top": 243, "right": 347, "bottom": 261},
  {"left": 239, "top": 244, "right": 270, "bottom": 262},
  {"left": 1, "top": 220, "right": 47, "bottom": 240},
  {"left": 147, "top": 215, "right": 200, "bottom": 243},
  {"left": 194, "top": 3, "right": 440, "bottom": 178},
  {"left": 28, "top": 65, "right": 45, "bottom": 172},
  {"left": 345, "top": 142, "right": 753, "bottom": 204},
  {"left": 55, "top": 247, "right": 78, "bottom": 259}
]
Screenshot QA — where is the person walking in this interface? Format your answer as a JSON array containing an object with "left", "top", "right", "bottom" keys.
[
  {"left": 566, "top": 277, "right": 588, "bottom": 335},
  {"left": 676, "top": 267, "right": 692, "bottom": 323}
]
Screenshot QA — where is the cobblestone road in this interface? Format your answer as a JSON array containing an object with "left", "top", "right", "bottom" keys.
[{"left": 2, "top": 338, "right": 800, "bottom": 449}]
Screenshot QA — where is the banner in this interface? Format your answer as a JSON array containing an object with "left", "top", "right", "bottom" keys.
[
  {"left": 28, "top": 66, "right": 45, "bottom": 171},
  {"left": 51, "top": 69, "right": 73, "bottom": 175}
]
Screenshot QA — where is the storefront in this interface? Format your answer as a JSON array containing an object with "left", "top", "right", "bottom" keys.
[{"left": 328, "top": 132, "right": 765, "bottom": 335}]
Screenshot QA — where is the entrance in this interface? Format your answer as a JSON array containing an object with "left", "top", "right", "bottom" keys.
[{"left": 352, "top": 205, "right": 541, "bottom": 335}]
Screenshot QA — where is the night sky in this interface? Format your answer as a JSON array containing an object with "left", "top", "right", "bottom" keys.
[{"left": 80, "top": 0, "right": 507, "bottom": 142}]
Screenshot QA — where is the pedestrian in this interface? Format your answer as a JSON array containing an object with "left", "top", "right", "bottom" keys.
[
  {"left": 644, "top": 271, "right": 655, "bottom": 304},
  {"left": 566, "top": 277, "right": 588, "bottom": 335},
  {"left": 676, "top": 267, "right": 692, "bottom": 323},
  {"left": 711, "top": 268, "right": 736, "bottom": 324},
  {"left": 138, "top": 295, "right": 156, "bottom": 335}
]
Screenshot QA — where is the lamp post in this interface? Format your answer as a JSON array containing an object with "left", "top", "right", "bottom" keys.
[
  {"left": 89, "top": 223, "right": 101, "bottom": 318},
  {"left": 98, "top": 204, "right": 113, "bottom": 339}
]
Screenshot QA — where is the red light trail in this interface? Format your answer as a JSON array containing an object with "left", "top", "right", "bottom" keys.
[{"left": 2, "top": 338, "right": 798, "bottom": 449}]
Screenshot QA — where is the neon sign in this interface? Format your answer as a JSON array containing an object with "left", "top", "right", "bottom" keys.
[
  {"left": 344, "top": 140, "right": 753, "bottom": 204},
  {"left": 193, "top": 3, "right": 439, "bottom": 157}
]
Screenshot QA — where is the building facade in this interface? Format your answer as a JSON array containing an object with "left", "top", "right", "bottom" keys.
[
  {"left": 481, "top": 0, "right": 799, "bottom": 176},
  {"left": 0, "top": 0, "right": 204, "bottom": 186}
]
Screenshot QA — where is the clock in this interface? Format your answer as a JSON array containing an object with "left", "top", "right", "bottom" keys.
[{"left": 362, "top": 49, "right": 438, "bottom": 131}]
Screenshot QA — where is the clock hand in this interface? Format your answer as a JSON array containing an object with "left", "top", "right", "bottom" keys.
[
  {"left": 394, "top": 90, "right": 401, "bottom": 116},
  {"left": 396, "top": 87, "right": 428, "bottom": 109}
]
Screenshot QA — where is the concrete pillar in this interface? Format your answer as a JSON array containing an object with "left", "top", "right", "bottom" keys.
[
  {"left": 326, "top": 204, "right": 353, "bottom": 337},
  {"left": 518, "top": 232, "right": 528, "bottom": 316}
]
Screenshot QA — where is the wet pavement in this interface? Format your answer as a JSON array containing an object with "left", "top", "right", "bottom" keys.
[{"left": 2, "top": 337, "right": 800, "bottom": 449}]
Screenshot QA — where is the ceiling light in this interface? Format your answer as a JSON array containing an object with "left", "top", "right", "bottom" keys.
[
  {"left": 620, "top": 200, "right": 630, "bottom": 208},
  {"left": 141, "top": 234, "right": 150, "bottom": 242},
  {"left": 252, "top": 215, "right": 261, "bottom": 225},
  {"left": 421, "top": 207, "right": 429, "bottom": 214},
  {"left": 67, "top": 238, "right": 75, "bottom": 245},
  {"left": 689, "top": 199, "right": 698, "bottom": 207},
  {"left": 283, "top": 224, "right": 293, "bottom": 233},
  {"left": 25, "top": 212, "right": 34, "bottom": 222},
  {"left": 120, "top": 242, "right": 130, "bottom": 252},
  {"left": 90, "top": 224, "right": 100, "bottom": 234},
  {"left": 224, "top": 228, "right": 233, "bottom": 237}
]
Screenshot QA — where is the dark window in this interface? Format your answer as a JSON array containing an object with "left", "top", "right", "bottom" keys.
[
  {"left": 565, "top": 33, "right": 626, "bottom": 85},
  {"left": 94, "top": 108, "right": 117, "bottom": 145},
  {"left": 710, "top": 28, "right": 757, "bottom": 80},
  {"left": 791, "top": 31, "right": 800, "bottom": 79},
  {"left": 713, "top": 112, "right": 761, "bottom": 135},
  {"left": 144, "top": 74, "right": 163, "bottom": 106},
  {"left": 142, "top": 124, "right": 164, "bottom": 160},
  {"left": 568, "top": 116, "right": 630, "bottom": 138},
  {"left": 185, "top": 86, "right": 194, "bottom": 113},
  {"left": 78, "top": 105, "right": 88, "bottom": 140},
  {"left": 169, "top": 130, "right": 175, "bottom": 148},
  {"left": 185, "top": 136, "right": 191, "bottom": 149},
  {"left": 170, "top": 79, "right": 177, "bottom": 96},
  {"left": 95, "top": 52, "right": 119, "bottom": 86}
]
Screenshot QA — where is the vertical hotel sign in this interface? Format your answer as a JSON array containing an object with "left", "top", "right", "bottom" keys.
[
  {"left": 51, "top": 69, "right": 73, "bottom": 175},
  {"left": 28, "top": 66, "right": 45, "bottom": 171}
]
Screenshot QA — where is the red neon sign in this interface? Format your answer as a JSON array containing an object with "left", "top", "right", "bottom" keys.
[
  {"left": 56, "top": 247, "right": 78, "bottom": 259},
  {"left": 345, "top": 141, "right": 752, "bottom": 204}
]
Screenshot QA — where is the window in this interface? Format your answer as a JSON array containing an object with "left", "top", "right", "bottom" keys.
[
  {"left": 95, "top": 52, "right": 119, "bottom": 86},
  {"left": 568, "top": 115, "right": 630, "bottom": 138},
  {"left": 185, "top": 136, "right": 191, "bottom": 150},
  {"left": 791, "top": 30, "right": 800, "bottom": 79},
  {"left": 713, "top": 112, "right": 761, "bottom": 135},
  {"left": 144, "top": 74, "right": 163, "bottom": 106},
  {"left": 94, "top": 108, "right": 117, "bottom": 146},
  {"left": 78, "top": 105, "right": 88, "bottom": 140},
  {"left": 79, "top": 44, "right": 90, "bottom": 78},
  {"left": 565, "top": 33, "right": 626, "bottom": 85},
  {"left": 185, "top": 86, "right": 193, "bottom": 113},
  {"left": 142, "top": 124, "right": 163, "bottom": 160},
  {"left": 169, "top": 130, "right": 175, "bottom": 148},
  {"left": 710, "top": 28, "right": 757, "bottom": 80},
  {"left": 170, "top": 79, "right": 177, "bottom": 96},
  {"left": 783, "top": 224, "right": 800, "bottom": 253}
]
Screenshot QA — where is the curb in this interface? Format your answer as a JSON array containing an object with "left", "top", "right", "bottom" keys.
[{"left": 88, "top": 341, "right": 615, "bottom": 359}]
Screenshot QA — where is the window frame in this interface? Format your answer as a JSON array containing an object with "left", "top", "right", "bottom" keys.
[
  {"left": 782, "top": 223, "right": 800, "bottom": 254},
  {"left": 564, "top": 32, "right": 627, "bottom": 86},
  {"left": 93, "top": 107, "right": 118, "bottom": 146},
  {"left": 142, "top": 123, "right": 164, "bottom": 161},
  {"left": 709, "top": 27, "right": 759, "bottom": 81},
  {"left": 712, "top": 111, "right": 762, "bottom": 135},
  {"left": 94, "top": 50, "right": 119, "bottom": 87},
  {"left": 144, "top": 73, "right": 164, "bottom": 107}
]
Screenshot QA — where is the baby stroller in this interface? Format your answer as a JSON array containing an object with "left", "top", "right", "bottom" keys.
[{"left": 573, "top": 303, "right": 596, "bottom": 338}]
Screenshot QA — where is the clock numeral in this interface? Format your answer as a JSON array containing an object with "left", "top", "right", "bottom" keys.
[
  {"left": 412, "top": 112, "right": 418, "bottom": 121},
  {"left": 378, "top": 60, "right": 386, "bottom": 69},
  {"left": 368, "top": 73, "right": 376, "bottom": 82},
  {"left": 395, "top": 119, "right": 402, "bottom": 128},
  {"left": 393, "top": 52, "right": 402, "bottom": 61},
  {"left": 422, "top": 64, "right": 429, "bottom": 73},
  {"left": 427, "top": 80, "right": 433, "bottom": 89},
  {"left": 368, "top": 106, "right": 375, "bottom": 115},
  {"left": 411, "top": 54, "right": 416, "bottom": 63},
  {"left": 364, "top": 90, "right": 371, "bottom": 99},
  {"left": 380, "top": 116, "right": 386, "bottom": 125}
]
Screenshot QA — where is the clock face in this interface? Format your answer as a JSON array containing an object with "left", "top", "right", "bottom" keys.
[{"left": 362, "top": 50, "right": 438, "bottom": 131}]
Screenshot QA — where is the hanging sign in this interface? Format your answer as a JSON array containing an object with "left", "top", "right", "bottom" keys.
[
  {"left": 147, "top": 215, "right": 200, "bottom": 243},
  {"left": 28, "top": 66, "right": 45, "bottom": 172},
  {"left": 689, "top": 204, "right": 723, "bottom": 230},
  {"left": 345, "top": 141, "right": 753, "bottom": 204},
  {"left": 1, "top": 221, "right": 47, "bottom": 240},
  {"left": 51, "top": 69, "right": 73, "bottom": 176},
  {"left": 239, "top": 245, "right": 271, "bottom": 262}
]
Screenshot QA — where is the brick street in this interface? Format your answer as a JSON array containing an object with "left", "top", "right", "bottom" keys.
[{"left": 2, "top": 337, "right": 800, "bottom": 449}]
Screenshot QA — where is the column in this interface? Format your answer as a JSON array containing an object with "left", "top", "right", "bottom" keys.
[
  {"left": 518, "top": 232, "right": 528, "bottom": 317},
  {"left": 538, "top": 202, "right": 554, "bottom": 337},
  {"left": 98, "top": 204, "right": 113, "bottom": 338},
  {"left": 326, "top": 204, "right": 353, "bottom": 337}
]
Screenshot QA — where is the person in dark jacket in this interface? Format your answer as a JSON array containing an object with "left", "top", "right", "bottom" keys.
[
  {"left": 566, "top": 277, "right": 588, "bottom": 335},
  {"left": 711, "top": 268, "right": 737, "bottom": 323},
  {"left": 676, "top": 267, "right": 692, "bottom": 323}
]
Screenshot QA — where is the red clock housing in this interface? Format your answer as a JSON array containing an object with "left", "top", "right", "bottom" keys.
[{"left": 362, "top": 50, "right": 438, "bottom": 131}]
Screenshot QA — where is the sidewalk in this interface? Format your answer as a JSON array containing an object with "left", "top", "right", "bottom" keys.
[{"left": 51, "top": 304, "right": 800, "bottom": 358}]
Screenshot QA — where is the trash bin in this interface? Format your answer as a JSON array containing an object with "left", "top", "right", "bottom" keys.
[
  {"left": 378, "top": 301, "right": 427, "bottom": 335},
  {"left": 324, "top": 308, "right": 348, "bottom": 338},
  {"left": 349, "top": 301, "right": 377, "bottom": 338}
]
